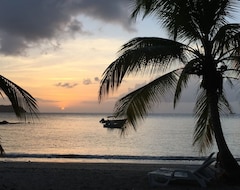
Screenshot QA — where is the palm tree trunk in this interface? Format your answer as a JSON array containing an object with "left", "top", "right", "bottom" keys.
[{"left": 208, "top": 90, "right": 240, "bottom": 181}]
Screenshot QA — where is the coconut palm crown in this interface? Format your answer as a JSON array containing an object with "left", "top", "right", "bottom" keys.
[{"left": 99, "top": 0, "right": 240, "bottom": 177}]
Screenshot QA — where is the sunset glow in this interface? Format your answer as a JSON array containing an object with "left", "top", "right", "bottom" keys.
[
  {"left": 0, "top": 1, "right": 239, "bottom": 114},
  {"left": 0, "top": 12, "right": 157, "bottom": 113}
]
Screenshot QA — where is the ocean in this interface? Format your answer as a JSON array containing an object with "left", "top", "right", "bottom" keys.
[{"left": 0, "top": 112, "right": 239, "bottom": 163}]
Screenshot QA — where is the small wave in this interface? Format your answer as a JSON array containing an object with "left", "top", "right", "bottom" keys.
[{"left": 1, "top": 153, "right": 227, "bottom": 161}]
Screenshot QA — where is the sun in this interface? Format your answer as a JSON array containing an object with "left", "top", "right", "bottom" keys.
[{"left": 60, "top": 107, "right": 65, "bottom": 111}]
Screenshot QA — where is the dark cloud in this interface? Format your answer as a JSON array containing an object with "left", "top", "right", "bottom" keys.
[
  {"left": 71, "top": 0, "right": 134, "bottom": 31},
  {"left": 55, "top": 82, "right": 78, "bottom": 88},
  {"left": 0, "top": 0, "right": 133, "bottom": 55}
]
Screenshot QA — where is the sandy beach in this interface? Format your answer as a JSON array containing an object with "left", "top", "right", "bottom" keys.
[{"left": 0, "top": 162, "right": 239, "bottom": 190}]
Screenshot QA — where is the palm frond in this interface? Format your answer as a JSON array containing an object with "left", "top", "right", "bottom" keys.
[
  {"left": 218, "top": 91, "right": 233, "bottom": 114},
  {"left": 193, "top": 89, "right": 214, "bottom": 153},
  {"left": 131, "top": 0, "right": 159, "bottom": 19},
  {"left": 131, "top": 0, "right": 195, "bottom": 39},
  {"left": 99, "top": 37, "right": 186, "bottom": 101},
  {"left": 193, "top": 87, "right": 232, "bottom": 153},
  {"left": 131, "top": 0, "right": 235, "bottom": 41},
  {"left": 114, "top": 70, "right": 179, "bottom": 129},
  {"left": 213, "top": 24, "right": 240, "bottom": 58},
  {"left": 222, "top": 56, "right": 240, "bottom": 72},
  {"left": 0, "top": 75, "right": 38, "bottom": 120},
  {"left": 174, "top": 58, "right": 203, "bottom": 107},
  {"left": 118, "top": 37, "right": 187, "bottom": 74},
  {"left": 174, "top": 71, "right": 189, "bottom": 108}
]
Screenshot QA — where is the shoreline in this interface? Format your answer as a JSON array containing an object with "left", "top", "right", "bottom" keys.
[
  {"left": 0, "top": 161, "right": 239, "bottom": 189},
  {"left": 0, "top": 152, "right": 224, "bottom": 164}
]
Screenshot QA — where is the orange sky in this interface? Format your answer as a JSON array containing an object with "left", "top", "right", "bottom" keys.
[{"left": 0, "top": 21, "right": 161, "bottom": 113}]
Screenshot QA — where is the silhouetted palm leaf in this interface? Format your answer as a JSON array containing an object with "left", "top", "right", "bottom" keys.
[
  {"left": 99, "top": 37, "right": 187, "bottom": 100},
  {"left": 0, "top": 75, "right": 38, "bottom": 120},
  {"left": 114, "top": 71, "right": 179, "bottom": 128},
  {"left": 193, "top": 88, "right": 232, "bottom": 153},
  {"left": 174, "top": 58, "right": 203, "bottom": 107},
  {"left": 193, "top": 89, "right": 214, "bottom": 153}
]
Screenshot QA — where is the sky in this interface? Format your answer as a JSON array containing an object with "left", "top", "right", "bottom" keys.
[{"left": 0, "top": 0, "right": 239, "bottom": 114}]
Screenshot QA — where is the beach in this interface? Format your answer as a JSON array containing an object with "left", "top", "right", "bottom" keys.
[
  {"left": 0, "top": 162, "right": 239, "bottom": 190},
  {"left": 0, "top": 113, "right": 239, "bottom": 189}
]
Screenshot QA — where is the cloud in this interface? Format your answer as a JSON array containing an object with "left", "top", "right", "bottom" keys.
[
  {"left": 55, "top": 82, "right": 78, "bottom": 88},
  {"left": 83, "top": 79, "right": 92, "bottom": 85},
  {"left": 0, "top": 0, "right": 134, "bottom": 55},
  {"left": 36, "top": 98, "right": 59, "bottom": 103},
  {"left": 94, "top": 77, "right": 100, "bottom": 82},
  {"left": 83, "top": 77, "right": 101, "bottom": 85},
  {"left": 73, "top": 0, "right": 134, "bottom": 31}
]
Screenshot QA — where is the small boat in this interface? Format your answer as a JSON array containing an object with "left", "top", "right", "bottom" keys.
[{"left": 99, "top": 116, "right": 126, "bottom": 129}]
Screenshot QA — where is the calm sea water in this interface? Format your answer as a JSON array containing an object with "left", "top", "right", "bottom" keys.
[{"left": 0, "top": 112, "right": 239, "bottom": 163}]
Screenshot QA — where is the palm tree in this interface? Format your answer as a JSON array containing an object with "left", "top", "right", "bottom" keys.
[
  {"left": 0, "top": 75, "right": 38, "bottom": 154},
  {"left": 99, "top": 0, "right": 240, "bottom": 180}
]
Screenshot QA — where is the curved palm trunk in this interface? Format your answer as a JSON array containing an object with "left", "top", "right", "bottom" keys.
[
  {"left": 203, "top": 51, "right": 240, "bottom": 180},
  {"left": 208, "top": 90, "right": 240, "bottom": 181}
]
